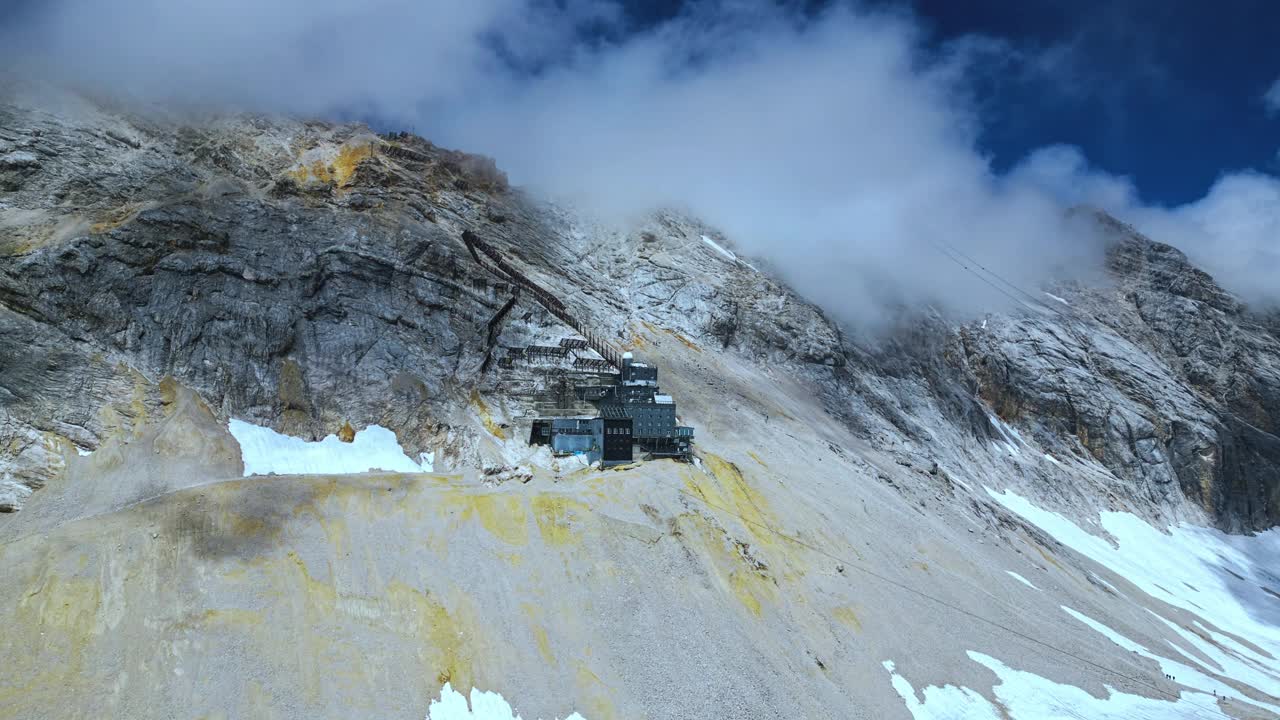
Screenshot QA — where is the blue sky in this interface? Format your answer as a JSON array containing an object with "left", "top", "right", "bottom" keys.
[
  {"left": 615, "top": 0, "right": 1280, "bottom": 206},
  {"left": 3, "top": 0, "right": 1275, "bottom": 206},
  {"left": 911, "top": 0, "right": 1279, "bottom": 205}
]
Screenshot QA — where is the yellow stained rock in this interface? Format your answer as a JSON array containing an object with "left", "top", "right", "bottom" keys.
[
  {"left": 832, "top": 605, "right": 863, "bottom": 632},
  {"left": 677, "top": 512, "right": 777, "bottom": 619},
  {"left": 386, "top": 580, "right": 476, "bottom": 692},
  {"left": 470, "top": 389, "right": 507, "bottom": 439},
  {"left": 683, "top": 453, "right": 779, "bottom": 551},
  {"left": 532, "top": 495, "right": 589, "bottom": 547},
  {"left": 437, "top": 490, "right": 529, "bottom": 547},
  {"left": 288, "top": 141, "right": 377, "bottom": 188},
  {"left": 575, "top": 661, "right": 617, "bottom": 720},
  {"left": 337, "top": 421, "right": 356, "bottom": 443}
]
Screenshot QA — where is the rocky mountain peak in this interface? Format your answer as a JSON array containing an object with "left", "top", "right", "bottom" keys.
[{"left": 1095, "top": 209, "right": 1242, "bottom": 314}]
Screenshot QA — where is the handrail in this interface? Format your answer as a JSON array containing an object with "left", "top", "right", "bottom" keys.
[
  {"left": 462, "top": 229, "right": 623, "bottom": 368},
  {"left": 487, "top": 289, "right": 520, "bottom": 346}
]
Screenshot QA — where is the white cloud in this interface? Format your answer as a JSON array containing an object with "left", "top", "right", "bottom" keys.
[
  {"left": 1012, "top": 146, "right": 1280, "bottom": 307},
  {"left": 0, "top": 0, "right": 604, "bottom": 120},
  {"left": 1134, "top": 173, "right": 1280, "bottom": 306},
  {"left": 1005, "top": 145, "right": 1141, "bottom": 211},
  {"left": 433, "top": 6, "right": 1113, "bottom": 328},
  {"left": 1265, "top": 77, "right": 1280, "bottom": 115},
  {"left": 2, "top": 1, "right": 1275, "bottom": 322}
]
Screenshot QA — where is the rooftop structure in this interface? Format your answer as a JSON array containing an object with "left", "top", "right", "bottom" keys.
[
  {"left": 530, "top": 353, "right": 694, "bottom": 466},
  {"left": 455, "top": 226, "right": 692, "bottom": 466}
]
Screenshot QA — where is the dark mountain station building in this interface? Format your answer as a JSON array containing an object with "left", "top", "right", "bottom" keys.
[{"left": 529, "top": 352, "right": 693, "bottom": 466}]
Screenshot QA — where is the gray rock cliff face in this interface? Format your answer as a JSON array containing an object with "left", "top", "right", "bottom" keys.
[
  {"left": 2, "top": 89, "right": 1278, "bottom": 534},
  {"left": 957, "top": 214, "right": 1280, "bottom": 531},
  {"left": 0, "top": 94, "right": 524, "bottom": 507}
]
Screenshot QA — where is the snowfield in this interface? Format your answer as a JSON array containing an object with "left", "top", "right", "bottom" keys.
[
  {"left": 884, "top": 489, "right": 1280, "bottom": 718},
  {"left": 700, "top": 234, "right": 738, "bottom": 261},
  {"left": 885, "top": 652, "right": 1233, "bottom": 719},
  {"left": 1063, "top": 606, "right": 1280, "bottom": 715},
  {"left": 986, "top": 487, "right": 1280, "bottom": 666},
  {"left": 427, "top": 683, "right": 586, "bottom": 720},
  {"left": 228, "top": 419, "right": 433, "bottom": 476}
]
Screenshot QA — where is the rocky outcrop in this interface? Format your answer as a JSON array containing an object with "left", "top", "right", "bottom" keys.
[
  {"left": 0, "top": 93, "right": 534, "bottom": 503},
  {"left": 957, "top": 213, "right": 1280, "bottom": 531},
  {"left": 0, "top": 91, "right": 847, "bottom": 511}
]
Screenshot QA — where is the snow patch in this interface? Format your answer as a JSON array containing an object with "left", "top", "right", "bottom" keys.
[
  {"left": 987, "top": 487, "right": 1280, "bottom": 703},
  {"left": 1193, "top": 619, "right": 1277, "bottom": 672},
  {"left": 427, "top": 683, "right": 586, "bottom": 720},
  {"left": 229, "top": 419, "right": 432, "bottom": 477},
  {"left": 700, "top": 234, "right": 737, "bottom": 261},
  {"left": 882, "top": 660, "right": 997, "bottom": 719},
  {"left": 554, "top": 453, "right": 592, "bottom": 473},
  {"left": 1043, "top": 291, "right": 1071, "bottom": 306},
  {"left": 986, "top": 415, "right": 1025, "bottom": 457},
  {"left": 885, "top": 651, "right": 1233, "bottom": 719},
  {"left": 1006, "top": 571, "right": 1040, "bottom": 590},
  {"left": 987, "top": 488, "right": 1280, "bottom": 650},
  {"left": 1063, "top": 607, "right": 1280, "bottom": 714},
  {"left": 700, "top": 233, "right": 758, "bottom": 270},
  {"left": 990, "top": 441, "right": 1019, "bottom": 457},
  {"left": 1147, "top": 610, "right": 1280, "bottom": 693},
  {"left": 987, "top": 415, "right": 1026, "bottom": 448},
  {"left": 1089, "top": 572, "right": 1123, "bottom": 597},
  {"left": 1042, "top": 453, "right": 1061, "bottom": 466}
]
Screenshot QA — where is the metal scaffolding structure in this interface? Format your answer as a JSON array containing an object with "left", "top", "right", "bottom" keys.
[
  {"left": 573, "top": 357, "right": 614, "bottom": 372},
  {"left": 462, "top": 229, "right": 623, "bottom": 369},
  {"left": 526, "top": 345, "right": 570, "bottom": 360}
]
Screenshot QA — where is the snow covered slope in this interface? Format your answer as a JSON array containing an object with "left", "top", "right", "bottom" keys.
[{"left": 229, "top": 419, "right": 434, "bottom": 475}]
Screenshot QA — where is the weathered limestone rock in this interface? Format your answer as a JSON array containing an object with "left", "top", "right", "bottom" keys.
[
  {"left": 956, "top": 217, "right": 1280, "bottom": 530},
  {"left": 2, "top": 90, "right": 1277, "bottom": 533}
]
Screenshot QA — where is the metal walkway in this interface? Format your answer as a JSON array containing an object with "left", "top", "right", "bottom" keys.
[{"left": 462, "top": 229, "right": 624, "bottom": 369}]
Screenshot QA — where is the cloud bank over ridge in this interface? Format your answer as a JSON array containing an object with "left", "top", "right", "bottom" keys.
[{"left": 2, "top": 1, "right": 1276, "bottom": 322}]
